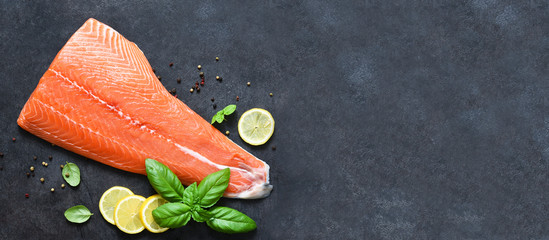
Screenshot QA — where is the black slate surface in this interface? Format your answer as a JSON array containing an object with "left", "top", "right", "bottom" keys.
[{"left": 1, "top": 0, "right": 549, "bottom": 239}]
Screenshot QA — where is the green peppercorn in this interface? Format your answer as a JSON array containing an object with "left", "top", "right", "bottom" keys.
[
  {"left": 197, "top": 65, "right": 202, "bottom": 70},
  {"left": 30, "top": 166, "right": 34, "bottom": 172},
  {"left": 65, "top": 172, "right": 70, "bottom": 178},
  {"left": 215, "top": 57, "right": 219, "bottom": 61},
  {"left": 225, "top": 131, "right": 230, "bottom": 135},
  {"left": 61, "top": 184, "right": 66, "bottom": 189},
  {"left": 247, "top": 82, "right": 251, "bottom": 86},
  {"left": 40, "top": 178, "right": 44, "bottom": 183},
  {"left": 50, "top": 188, "right": 55, "bottom": 192}
]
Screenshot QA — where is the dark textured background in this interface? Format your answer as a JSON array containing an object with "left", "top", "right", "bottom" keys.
[{"left": 1, "top": 0, "right": 549, "bottom": 239}]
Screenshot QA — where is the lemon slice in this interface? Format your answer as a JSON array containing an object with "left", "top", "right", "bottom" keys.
[
  {"left": 99, "top": 186, "right": 134, "bottom": 225},
  {"left": 238, "top": 108, "right": 275, "bottom": 146},
  {"left": 114, "top": 195, "right": 146, "bottom": 234},
  {"left": 139, "top": 194, "right": 169, "bottom": 233}
]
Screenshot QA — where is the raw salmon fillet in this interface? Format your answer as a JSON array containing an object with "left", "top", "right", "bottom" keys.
[{"left": 17, "top": 18, "right": 272, "bottom": 199}]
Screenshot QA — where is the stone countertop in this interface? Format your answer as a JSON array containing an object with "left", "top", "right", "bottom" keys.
[{"left": 1, "top": 1, "right": 548, "bottom": 239}]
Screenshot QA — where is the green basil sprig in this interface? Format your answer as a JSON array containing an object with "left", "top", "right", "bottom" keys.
[
  {"left": 64, "top": 205, "right": 93, "bottom": 223},
  {"left": 211, "top": 104, "right": 236, "bottom": 124},
  {"left": 62, "top": 162, "right": 81, "bottom": 187},
  {"left": 145, "top": 159, "right": 256, "bottom": 234}
]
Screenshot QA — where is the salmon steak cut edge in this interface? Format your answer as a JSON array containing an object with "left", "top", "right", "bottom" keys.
[{"left": 17, "top": 18, "right": 272, "bottom": 199}]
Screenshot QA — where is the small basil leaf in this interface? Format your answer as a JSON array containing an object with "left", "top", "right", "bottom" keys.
[
  {"left": 206, "top": 207, "right": 256, "bottom": 234},
  {"left": 223, "top": 104, "right": 236, "bottom": 115},
  {"left": 145, "top": 159, "right": 185, "bottom": 202},
  {"left": 183, "top": 182, "right": 198, "bottom": 206},
  {"left": 191, "top": 206, "right": 212, "bottom": 222},
  {"left": 64, "top": 205, "right": 93, "bottom": 223},
  {"left": 62, "top": 162, "right": 81, "bottom": 187},
  {"left": 216, "top": 114, "right": 224, "bottom": 124},
  {"left": 152, "top": 202, "right": 191, "bottom": 228},
  {"left": 197, "top": 168, "right": 230, "bottom": 208}
]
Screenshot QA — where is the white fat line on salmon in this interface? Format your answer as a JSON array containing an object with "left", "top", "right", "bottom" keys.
[
  {"left": 50, "top": 69, "right": 262, "bottom": 180},
  {"left": 29, "top": 98, "right": 151, "bottom": 172}
]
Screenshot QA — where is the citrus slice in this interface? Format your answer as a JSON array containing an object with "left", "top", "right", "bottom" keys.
[
  {"left": 238, "top": 108, "right": 275, "bottom": 146},
  {"left": 139, "top": 194, "right": 169, "bottom": 233},
  {"left": 99, "top": 186, "right": 134, "bottom": 225},
  {"left": 114, "top": 195, "right": 146, "bottom": 234}
]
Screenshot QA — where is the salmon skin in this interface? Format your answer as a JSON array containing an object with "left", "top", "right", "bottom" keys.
[{"left": 17, "top": 18, "right": 272, "bottom": 199}]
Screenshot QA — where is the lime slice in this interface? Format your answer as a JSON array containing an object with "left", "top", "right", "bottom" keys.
[{"left": 238, "top": 108, "right": 275, "bottom": 146}]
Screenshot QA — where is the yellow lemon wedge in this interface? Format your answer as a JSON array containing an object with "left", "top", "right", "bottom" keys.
[
  {"left": 99, "top": 186, "right": 134, "bottom": 225},
  {"left": 114, "top": 195, "right": 146, "bottom": 234},
  {"left": 139, "top": 194, "right": 169, "bottom": 233},
  {"left": 238, "top": 108, "right": 275, "bottom": 146}
]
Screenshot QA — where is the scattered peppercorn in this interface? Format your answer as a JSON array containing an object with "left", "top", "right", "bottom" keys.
[
  {"left": 190, "top": 88, "right": 194, "bottom": 93},
  {"left": 152, "top": 68, "right": 156, "bottom": 73},
  {"left": 65, "top": 173, "right": 70, "bottom": 178},
  {"left": 236, "top": 96, "right": 240, "bottom": 101},
  {"left": 177, "top": 78, "right": 181, "bottom": 84},
  {"left": 0, "top": 152, "right": 3, "bottom": 158},
  {"left": 272, "top": 146, "right": 277, "bottom": 150},
  {"left": 270, "top": 93, "right": 273, "bottom": 96},
  {"left": 12, "top": 137, "right": 16, "bottom": 142},
  {"left": 0, "top": 166, "right": 3, "bottom": 171},
  {"left": 26, "top": 172, "right": 30, "bottom": 177},
  {"left": 197, "top": 65, "right": 202, "bottom": 70},
  {"left": 215, "top": 57, "right": 219, "bottom": 61},
  {"left": 30, "top": 166, "right": 34, "bottom": 172},
  {"left": 157, "top": 75, "right": 162, "bottom": 81},
  {"left": 60, "top": 164, "right": 64, "bottom": 169},
  {"left": 247, "top": 82, "right": 251, "bottom": 86},
  {"left": 174, "top": 94, "right": 178, "bottom": 98},
  {"left": 200, "top": 81, "right": 204, "bottom": 86},
  {"left": 61, "top": 184, "right": 65, "bottom": 189},
  {"left": 213, "top": 104, "right": 217, "bottom": 109},
  {"left": 31, "top": 173, "right": 34, "bottom": 177},
  {"left": 48, "top": 155, "right": 52, "bottom": 160},
  {"left": 40, "top": 177, "right": 45, "bottom": 183},
  {"left": 197, "top": 87, "right": 201, "bottom": 92},
  {"left": 199, "top": 72, "right": 204, "bottom": 77},
  {"left": 211, "top": 97, "right": 215, "bottom": 102},
  {"left": 51, "top": 188, "right": 55, "bottom": 192},
  {"left": 33, "top": 156, "right": 37, "bottom": 160},
  {"left": 169, "top": 62, "right": 174, "bottom": 67},
  {"left": 225, "top": 131, "right": 230, "bottom": 135},
  {"left": 51, "top": 143, "right": 55, "bottom": 147},
  {"left": 25, "top": 193, "right": 29, "bottom": 198}
]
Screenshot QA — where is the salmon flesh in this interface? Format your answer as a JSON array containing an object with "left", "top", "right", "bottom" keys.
[{"left": 17, "top": 18, "right": 272, "bottom": 199}]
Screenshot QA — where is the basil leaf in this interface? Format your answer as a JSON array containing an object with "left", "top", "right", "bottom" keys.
[
  {"left": 152, "top": 202, "right": 191, "bottom": 228},
  {"left": 62, "top": 162, "right": 81, "bottom": 187},
  {"left": 183, "top": 182, "right": 198, "bottom": 206},
  {"left": 145, "top": 159, "right": 185, "bottom": 202},
  {"left": 223, "top": 104, "right": 236, "bottom": 115},
  {"left": 191, "top": 206, "right": 212, "bottom": 222},
  {"left": 215, "top": 114, "right": 224, "bottom": 124},
  {"left": 211, "top": 105, "right": 236, "bottom": 125},
  {"left": 197, "top": 168, "right": 230, "bottom": 208},
  {"left": 206, "top": 207, "right": 256, "bottom": 234},
  {"left": 64, "top": 205, "right": 93, "bottom": 223}
]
